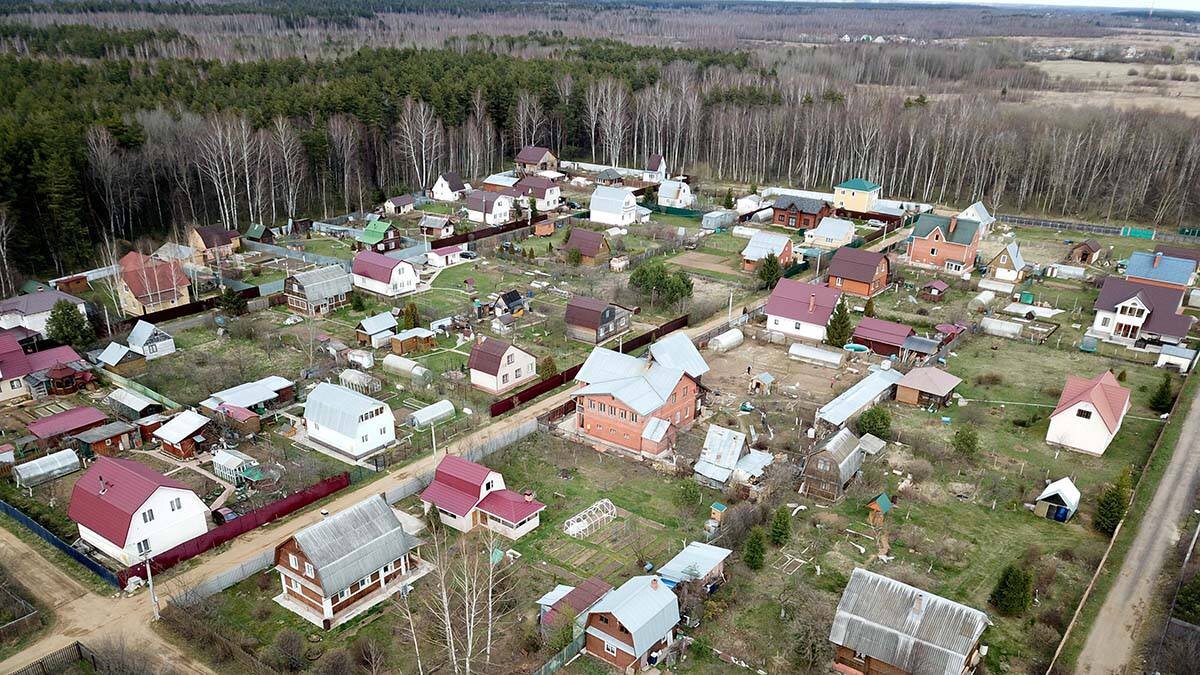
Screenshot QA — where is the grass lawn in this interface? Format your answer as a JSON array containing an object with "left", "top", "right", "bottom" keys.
[
  {"left": 138, "top": 330, "right": 313, "bottom": 405},
  {"left": 1005, "top": 225, "right": 1200, "bottom": 264},
  {"left": 417, "top": 202, "right": 457, "bottom": 215},
  {"left": 430, "top": 261, "right": 529, "bottom": 298},
  {"left": 172, "top": 326, "right": 217, "bottom": 350},
  {"left": 287, "top": 235, "right": 355, "bottom": 260},
  {"left": 242, "top": 269, "right": 287, "bottom": 286},
  {"left": 648, "top": 212, "right": 702, "bottom": 230}
]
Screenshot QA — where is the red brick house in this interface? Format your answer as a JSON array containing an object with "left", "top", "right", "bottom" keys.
[
  {"left": 772, "top": 195, "right": 833, "bottom": 230},
  {"left": 515, "top": 146, "right": 558, "bottom": 174},
  {"left": 572, "top": 336, "right": 708, "bottom": 458},
  {"left": 906, "top": 214, "right": 982, "bottom": 273},
  {"left": 827, "top": 248, "right": 890, "bottom": 298},
  {"left": 274, "top": 495, "right": 428, "bottom": 630},
  {"left": 583, "top": 575, "right": 679, "bottom": 672}
]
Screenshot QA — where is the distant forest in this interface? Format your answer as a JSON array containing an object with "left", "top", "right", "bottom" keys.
[{"left": 0, "top": 5, "right": 1198, "bottom": 278}]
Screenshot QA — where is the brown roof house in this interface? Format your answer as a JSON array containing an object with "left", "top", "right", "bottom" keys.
[
  {"left": 538, "top": 576, "right": 614, "bottom": 636},
  {"left": 565, "top": 296, "right": 631, "bottom": 344},
  {"left": 830, "top": 568, "right": 990, "bottom": 675},
  {"left": 273, "top": 495, "right": 429, "bottom": 630},
  {"left": 564, "top": 229, "right": 610, "bottom": 265},
  {"left": 583, "top": 575, "right": 680, "bottom": 672},
  {"left": 468, "top": 337, "right": 538, "bottom": 395},
  {"left": 772, "top": 195, "right": 832, "bottom": 230},
  {"left": 895, "top": 367, "right": 962, "bottom": 408},
  {"left": 515, "top": 146, "right": 558, "bottom": 175},
  {"left": 187, "top": 226, "right": 241, "bottom": 262},
  {"left": 827, "top": 248, "right": 890, "bottom": 298},
  {"left": 117, "top": 253, "right": 192, "bottom": 316},
  {"left": 1068, "top": 239, "right": 1103, "bottom": 264}
]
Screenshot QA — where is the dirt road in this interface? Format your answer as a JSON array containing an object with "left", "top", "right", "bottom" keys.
[
  {"left": 1076, "top": 387, "right": 1200, "bottom": 674},
  {"left": 0, "top": 286, "right": 772, "bottom": 673}
]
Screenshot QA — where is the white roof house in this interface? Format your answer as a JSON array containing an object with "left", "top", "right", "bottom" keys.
[
  {"left": 586, "top": 575, "right": 680, "bottom": 661},
  {"left": 741, "top": 230, "right": 792, "bottom": 262},
  {"left": 303, "top": 383, "right": 395, "bottom": 458},
  {"left": 200, "top": 375, "right": 293, "bottom": 411},
  {"left": 957, "top": 201, "right": 995, "bottom": 235},
  {"left": 804, "top": 217, "right": 856, "bottom": 249},
  {"left": 658, "top": 542, "right": 732, "bottom": 588},
  {"left": 153, "top": 410, "right": 211, "bottom": 446},
  {"left": 126, "top": 320, "right": 175, "bottom": 360},
  {"left": 589, "top": 186, "right": 638, "bottom": 227},
  {"left": 358, "top": 312, "right": 397, "bottom": 337},
  {"left": 694, "top": 425, "right": 747, "bottom": 486},
  {"left": 657, "top": 180, "right": 693, "bottom": 208}
]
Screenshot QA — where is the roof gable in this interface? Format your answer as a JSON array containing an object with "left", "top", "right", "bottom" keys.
[
  {"left": 764, "top": 279, "right": 841, "bottom": 325},
  {"left": 1051, "top": 371, "right": 1130, "bottom": 434},
  {"left": 468, "top": 337, "right": 528, "bottom": 376},
  {"left": 292, "top": 495, "right": 418, "bottom": 595},
  {"left": 68, "top": 456, "right": 192, "bottom": 546},
  {"left": 829, "top": 247, "right": 887, "bottom": 284},
  {"left": 836, "top": 178, "right": 881, "bottom": 192},
  {"left": 911, "top": 214, "right": 980, "bottom": 247},
  {"left": 566, "top": 229, "right": 608, "bottom": 257}
]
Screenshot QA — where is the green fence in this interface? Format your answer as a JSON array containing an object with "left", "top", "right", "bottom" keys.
[
  {"left": 645, "top": 203, "right": 704, "bottom": 218},
  {"left": 101, "top": 370, "right": 182, "bottom": 410},
  {"left": 530, "top": 632, "right": 585, "bottom": 675},
  {"left": 1121, "top": 226, "right": 1156, "bottom": 239}
]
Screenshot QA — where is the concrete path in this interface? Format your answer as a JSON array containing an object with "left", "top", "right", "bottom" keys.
[{"left": 1076, "top": 386, "right": 1200, "bottom": 674}]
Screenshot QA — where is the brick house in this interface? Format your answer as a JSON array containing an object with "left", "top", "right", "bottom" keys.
[
  {"left": 906, "top": 213, "right": 982, "bottom": 273},
  {"left": 772, "top": 195, "right": 832, "bottom": 230},
  {"left": 583, "top": 575, "right": 679, "bottom": 672},
  {"left": 827, "top": 248, "right": 890, "bottom": 298},
  {"left": 274, "top": 495, "right": 429, "bottom": 630},
  {"left": 515, "top": 146, "right": 558, "bottom": 174},
  {"left": 572, "top": 337, "right": 708, "bottom": 458}
]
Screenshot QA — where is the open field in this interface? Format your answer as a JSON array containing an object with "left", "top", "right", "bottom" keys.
[{"left": 1030, "top": 60, "right": 1200, "bottom": 119}]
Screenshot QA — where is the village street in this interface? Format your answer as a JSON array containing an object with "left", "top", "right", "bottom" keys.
[{"left": 1077, "top": 385, "right": 1200, "bottom": 674}]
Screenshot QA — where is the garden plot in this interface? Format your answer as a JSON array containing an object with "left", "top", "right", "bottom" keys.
[{"left": 702, "top": 338, "right": 866, "bottom": 413}]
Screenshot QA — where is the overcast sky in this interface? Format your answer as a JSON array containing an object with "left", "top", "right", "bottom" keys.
[{"left": 852, "top": 0, "right": 1198, "bottom": 10}]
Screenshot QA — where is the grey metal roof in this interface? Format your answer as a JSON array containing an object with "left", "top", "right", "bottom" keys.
[
  {"left": 106, "top": 388, "right": 157, "bottom": 413},
  {"left": 72, "top": 421, "right": 135, "bottom": 444},
  {"left": 293, "top": 495, "right": 420, "bottom": 596},
  {"left": 817, "top": 366, "right": 904, "bottom": 427},
  {"left": 292, "top": 265, "right": 352, "bottom": 303},
  {"left": 98, "top": 342, "right": 133, "bottom": 367},
  {"left": 201, "top": 376, "right": 293, "bottom": 409},
  {"left": 641, "top": 417, "right": 670, "bottom": 443},
  {"left": 809, "top": 217, "right": 855, "bottom": 241},
  {"left": 304, "top": 383, "right": 389, "bottom": 439},
  {"left": 957, "top": 201, "right": 994, "bottom": 226},
  {"left": 575, "top": 348, "right": 686, "bottom": 416},
  {"left": 358, "top": 312, "right": 397, "bottom": 335},
  {"left": 741, "top": 230, "right": 792, "bottom": 261},
  {"left": 659, "top": 180, "right": 688, "bottom": 202},
  {"left": 648, "top": 332, "right": 710, "bottom": 378},
  {"left": 695, "top": 425, "right": 746, "bottom": 484},
  {"left": 658, "top": 542, "right": 731, "bottom": 585},
  {"left": 830, "top": 568, "right": 989, "bottom": 675},
  {"left": 153, "top": 410, "right": 210, "bottom": 445},
  {"left": 127, "top": 320, "right": 166, "bottom": 348},
  {"left": 902, "top": 336, "right": 942, "bottom": 356},
  {"left": 735, "top": 449, "right": 773, "bottom": 479},
  {"left": 587, "top": 576, "right": 680, "bottom": 656},
  {"left": 1161, "top": 344, "right": 1197, "bottom": 360},
  {"left": 589, "top": 186, "right": 635, "bottom": 215},
  {"left": 818, "top": 428, "right": 864, "bottom": 485},
  {"left": 858, "top": 434, "right": 887, "bottom": 456}
]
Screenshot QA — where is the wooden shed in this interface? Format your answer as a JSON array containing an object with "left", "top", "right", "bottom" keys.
[
  {"left": 895, "top": 367, "right": 963, "bottom": 408},
  {"left": 391, "top": 327, "right": 438, "bottom": 355}
]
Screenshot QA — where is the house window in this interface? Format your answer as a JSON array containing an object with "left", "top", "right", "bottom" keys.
[
  {"left": 929, "top": 247, "right": 938, "bottom": 257},
  {"left": 999, "top": 255, "right": 1007, "bottom": 264},
  {"left": 361, "top": 435, "right": 368, "bottom": 443},
  {"left": 599, "top": 615, "right": 609, "bottom": 624},
  {"left": 506, "top": 354, "right": 514, "bottom": 365},
  {"left": 631, "top": 413, "right": 638, "bottom": 423},
  {"left": 304, "top": 562, "right": 314, "bottom": 577},
  {"left": 485, "top": 480, "right": 494, "bottom": 491},
  {"left": 1076, "top": 409, "right": 1092, "bottom": 420},
  {"left": 1100, "top": 317, "right": 1111, "bottom": 328},
  {"left": 794, "top": 322, "right": 802, "bottom": 330},
  {"left": 502, "top": 374, "right": 509, "bottom": 384},
  {"left": 604, "top": 643, "right": 618, "bottom": 656},
  {"left": 289, "top": 577, "right": 300, "bottom": 591},
  {"left": 136, "top": 539, "right": 151, "bottom": 555},
  {"left": 170, "top": 497, "right": 182, "bottom": 512},
  {"left": 9, "top": 380, "right": 19, "bottom": 390},
  {"left": 835, "top": 277, "right": 842, "bottom": 287},
  {"left": 589, "top": 400, "right": 596, "bottom": 410},
  {"left": 945, "top": 261, "right": 963, "bottom": 272},
  {"left": 142, "top": 509, "right": 155, "bottom": 524},
  {"left": 288, "top": 553, "right": 299, "bottom": 568},
  {"left": 817, "top": 459, "right": 831, "bottom": 472},
  {"left": 338, "top": 588, "right": 350, "bottom": 601}
]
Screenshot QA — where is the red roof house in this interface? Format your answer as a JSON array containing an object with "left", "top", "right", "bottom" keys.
[
  {"left": 763, "top": 279, "right": 842, "bottom": 342},
  {"left": 120, "top": 258, "right": 191, "bottom": 314},
  {"left": 27, "top": 407, "right": 107, "bottom": 448},
  {"left": 852, "top": 317, "right": 916, "bottom": 357},
  {"left": 419, "top": 455, "right": 545, "bottom": 539},
  {"left": 1046, "top": 371, "right": 1131, "bottom": 456},
  {"left": 67, "top": 456, "right": 208, "bottom": 565},
  {"left": 542, "top": 576, "right": 614, "bottom": 629},
  {"left": 0, "top": 334, "right": 87, "bottom": 400}
]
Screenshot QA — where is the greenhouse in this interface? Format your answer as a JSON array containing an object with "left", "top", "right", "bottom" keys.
[
  {"left": 13, "top": 449, "right": 81, "bottom": 488},
  {"left": 408, "top": 400, "right": 455, "bottom": 428}
]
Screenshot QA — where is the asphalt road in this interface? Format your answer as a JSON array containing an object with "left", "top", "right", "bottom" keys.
[{"left": 1076, "top": 386, "right": 1200, "bottom": 674}]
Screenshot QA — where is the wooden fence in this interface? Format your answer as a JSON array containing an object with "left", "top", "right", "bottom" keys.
[{"left": 12, "top": 641, "right": 98, "bottom": 675}]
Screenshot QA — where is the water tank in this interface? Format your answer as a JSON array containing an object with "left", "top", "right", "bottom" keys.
[{"left": 708, "top": 328, "right": 744, "bottom": 353}]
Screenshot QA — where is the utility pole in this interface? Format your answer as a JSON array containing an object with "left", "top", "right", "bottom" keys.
[{"left": 143, "top": 550, "right": 160, "bottom": 621}]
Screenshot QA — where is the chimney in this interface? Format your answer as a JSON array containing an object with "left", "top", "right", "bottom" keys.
[
  {"left": 320, "top": 509, "right": 329, "bottom": 519},
  {"left": 98, "top": 475, "right": 107, "bottom": 495},
  {"left": 524, "top": 490, "right": 534, "bottom": 503},
  {"left": 948, "top": 217, "right": 958, "bottom": 235},
  {"left": 650, "top": 577, "right": 659, "bottom": 590},
  {"left": 1154, "top": 251, "right": 1162, "bottom": 268},
  {"left": 809, "top": 293, "right": 816, "bottom": 314}
]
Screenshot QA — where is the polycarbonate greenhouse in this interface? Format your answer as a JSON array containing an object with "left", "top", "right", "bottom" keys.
[{"left": 13, "top": 449, "right": 81, "bottom": 488}]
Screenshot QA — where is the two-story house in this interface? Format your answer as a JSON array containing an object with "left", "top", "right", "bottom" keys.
[
  {"left": 583, "top": 576, "right": 679, "bottom": 673},
  {"left": 431, "top": 171, "right": 469, "bottom": 201},
  {"left": 764, "top": 279, "right": 842, "bottom": 342},
  {"left": 515, "top": 175, "right": 562, "bottom": 211},
  {"left": 466, "top": 191, "right": 514, "bottom": 225},
  {"left": 68, "top": 456, "right": 208, "bottom": 565},
  {"left": 564, "top": 296, "right": 631, "bottom": 344},
  {"left": 827, "top": 248, "right": 890, "bottom": 298},
  {"left": 468, "top": 337, "right": 537, "bottom": 395},
  {"left": 419, "top": 455, "right": 546, "bottom": 539},
  {"left": 303, "top": 383, "right": 395, "bottom": 459},
  {"left": 515, "top": 146, "right": 558, "bottom": 174},
  {"left": 804, "top": 217, "right": 856, "bottom": 250},
  {"left": 187, "top": 226, "right": 241, "bottom": 262},
  {"left": 351, "top": 251, "right": 419, "bottom": 298},
  {"left": 572, "top": 340, "right": 707, "bottom": 458},
  {"left": 906, "top": 213, "right": 982, "bottom": 273},
  {"left": 1090, "top": 277, "right": 1194, "bottom": 347},
  {"left": 643, "top": 154, "right": 668, "bottom": 183},
  {"left": 1045, "top": 370, "right": 1130, "bottom": 456},
  {"left": 285, "top": 265, "right": 353, "bottom": 316},
  {"left": 0, "top": 289, "right": 86, "bottom": 338},
  {"left": 356, "top": 220, "right": 404, "bottom": 253},
  {"left": 832, "top": 178, "right": 882, "bottom": 215},
  {"left": 273, "top": 495, "right": 428, "bottom": 629},
  {"left": 772, "top": 195, "right": 833, "bottom": 230},
  {"left": 118, "top": 252, "right": 191, "bottom": 316}
]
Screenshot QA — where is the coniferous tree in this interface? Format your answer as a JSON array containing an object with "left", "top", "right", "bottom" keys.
[
  {"left": 864, "top": 297, "right": 876, "bottom": 317},
  {"left": 46, "top": 299, "right": 94, "bottom": 347},
  {"left": 1151, "top": 373, "right": 1174, "bottom": 413},
  {"left": 757, "top": 252, "right": 783, "bottom": 289},
  {"left": 826, "top": 299, "right": 853, "bottom": 346},
  {"left": 990, "top": 564, "right": 1033, "bottom": 616},
  {"left": 1094, "top": 468, "right": 1132, "bottom": 536},
  {"left": 769, "top": 507, "right": 791, "bottom": 546},
  {"left": 743, "top": 527, "right": 766, "bottom": 570}
]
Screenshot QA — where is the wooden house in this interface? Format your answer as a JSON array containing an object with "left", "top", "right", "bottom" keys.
[
  {"left": 152, "top": 410, "right": 212, "bottom": 460},
  {"left": 515, "top": 146, "right": 558, "bottom": 175},
  {"left": 583, "top": 576, "right": 679, "bottom": 673},
  {"left": 564, "top": 296, "right": 631, "bottom": 344},
  {"left": 71, "top": 421, "right": 141, "bottom": 458},
  {"left": 1068, "top": 239, "right": 1102, "bottom": 264},
  {"left": 801, "top": 428, "right": 865, "bottom": 502},
  {"left": 565, "top": 229, "right": 610, "bottom": 265},
  {"left": 895, "top": 367, "right": 962, "bottom": 408},
  {"left": 391, "top": 327, "right": 438, "bottom": 355}
]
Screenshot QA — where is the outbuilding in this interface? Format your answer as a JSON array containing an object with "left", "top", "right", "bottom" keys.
[
  {"left": 153, "top": 410, "right": 212, "bottom": 459},
  {"left": 355, "top": 312, "right": 398, "bottom": 347},
  {"left": 391, "top": 327, "right": 437, "bottom": 355},
  {"left": 126, "top": 321, "right": 175, "bottom": 360},
  {"left": 71, "top": 421, "right": 141, "bottom": 458},
  {"left": 895, "top": 367, "right": 962, "bottom": 408},
  {"left": 1035, "top": 477, "right": 1080, "bottom": 523},
  {"left": 851, "top": 317, "right": 915, "bottom": 357}
]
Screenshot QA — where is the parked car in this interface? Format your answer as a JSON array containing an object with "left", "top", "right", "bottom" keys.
[
  {"left": 565, "top": 200, "right": 582, "bottom": 209},
  {"left": 213, "top": 507, "right": 239, "bottom": 525},
  {"left": 461, "top": 250, "right": 479, "bottom": 260}
]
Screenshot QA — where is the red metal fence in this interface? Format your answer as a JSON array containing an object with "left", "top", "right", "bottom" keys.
[
  {"left": 118, "top": 472, "right": 350, "bottom": 586},
  {"left": 429, "top": 216, "right": 544, "bottom": 250},
  {"left": 488, "top": 314, "right": 690, "bottom": 417},
  {"left": 107, "top": 286, "right": 260, "bottom": 337}
]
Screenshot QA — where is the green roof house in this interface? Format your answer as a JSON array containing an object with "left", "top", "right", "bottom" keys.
[
  {"left": 833, "top": 178, "right": 882, "bottom": 214},
  {"left": 244, "top": 222, "right": 274, "bottom": 244},
  {"left": 356, "top": 220, "right": 403, "bottom": 253}
]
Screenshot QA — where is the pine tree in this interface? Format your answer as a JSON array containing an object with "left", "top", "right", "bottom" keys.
[
  {"left": 952, "top": 426, "right": 979, "bottom": 456},
  {"left": 1094, "top": 468, "right": 1131, "bottom": 536},
  {"left": 1151, "top": 373, "right": 1174, "bottom": 413},
  {"left": 401, "top": 302, "right": 420, "bottom": 330},
  {"left": 46, "top": 299, "right": 94, "bottom": 348},
  {"left": 825, "top": 299, "right": 853, "bottom": 347},
  {"left": 857, "top": 407, "right": 891, "bottom": 439},
  {"left": 769, "top": 507, "right": 791, "bottom": 546},
  {"left": 743, "top": 526, "right": 766, "bottom": 570},
  {"left": 216, "top": 287, "right": 248, "bottom": 316},
  {"left": 723, "top": 189, "right": 734, "bottom": 209},
  {"left": 989, "top": 564, "right": 1033, "bottom": 616},
  {"left": 757, "top": 252, "right": 783, "bottom": 289},
  {"left": 864, "top": 297, "right": 875, "bottom": 317},
  {"left": 538, "top": 355, "right": 557, "bottom": 377}
]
